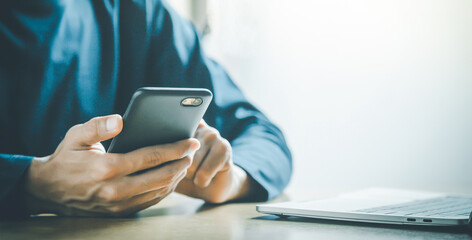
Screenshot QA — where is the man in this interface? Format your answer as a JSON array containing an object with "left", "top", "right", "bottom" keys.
[{"left": 0, "top": 0, "right": 292, "bottom": 217}]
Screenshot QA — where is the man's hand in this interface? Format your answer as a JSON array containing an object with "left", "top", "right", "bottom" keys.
[
  {"left": 176, "top": 120, "right": 253, "bottom": 203},
  {"left": 23, "top": 114, "right": 200, "bottom": 217}
]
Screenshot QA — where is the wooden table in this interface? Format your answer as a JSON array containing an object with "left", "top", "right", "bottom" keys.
[{"left": 1, "top": 193, "right": 471, "bottom": 239}]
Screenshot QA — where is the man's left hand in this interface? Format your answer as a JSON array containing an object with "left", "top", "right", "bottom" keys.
[{"left": 176, "top": 120, "right": 252, "bottom": 203}]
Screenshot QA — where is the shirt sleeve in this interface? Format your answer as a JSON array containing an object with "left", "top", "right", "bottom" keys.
[
  {"left": 0, "top": 154, "right": 33, "bottom": 218},
  {"left": 143, "top": 1, "right": 293, "bottom": 201}
]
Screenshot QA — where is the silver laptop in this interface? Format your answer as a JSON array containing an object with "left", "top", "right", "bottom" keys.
[{"left": 257, "top": 188, "right": 472, "bottom": 226}]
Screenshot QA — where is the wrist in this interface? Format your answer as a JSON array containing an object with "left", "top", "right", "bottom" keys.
[
  {"left": 228, "top": 165, "right": 252, "bottom": 201},
  {"left": 22, "top": 156, "right": 51, "bottom": 215}
]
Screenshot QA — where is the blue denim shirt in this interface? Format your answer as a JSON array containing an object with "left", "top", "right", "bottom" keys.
[{"left": 0, "top": 0, "right": 292, "bottom": 217}]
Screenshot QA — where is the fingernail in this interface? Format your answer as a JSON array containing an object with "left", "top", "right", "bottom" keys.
[
  {"left": 106, "top": 115, "right": 119, "bottom": 132},
  {"left": 190, "top": 139, "right": 200, "bottom": 151}
]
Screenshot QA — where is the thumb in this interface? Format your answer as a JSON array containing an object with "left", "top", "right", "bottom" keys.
[{"left": 65, "top": 114, "right": 123, "bottom": 148}]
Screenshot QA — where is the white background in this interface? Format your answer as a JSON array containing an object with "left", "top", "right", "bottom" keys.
[{"left": 169, "top": 0, "right": 472, "bottom": 198}]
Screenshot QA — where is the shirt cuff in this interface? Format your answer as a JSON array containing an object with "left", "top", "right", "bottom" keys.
[{"left": 0, "top": 154, "right": 34, "bottom": 219}]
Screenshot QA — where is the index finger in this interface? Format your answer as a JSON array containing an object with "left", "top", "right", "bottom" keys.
[
  {"left": 109, "top": 138, "right": 200, "bottom": 176},
  {"left": 198, "top": 119, "right": 208, "bottom": 128}
]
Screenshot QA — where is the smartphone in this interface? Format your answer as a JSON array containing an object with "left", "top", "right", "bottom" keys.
[{"left": 107, "top": 87, "right": 213, "bottom": 153}]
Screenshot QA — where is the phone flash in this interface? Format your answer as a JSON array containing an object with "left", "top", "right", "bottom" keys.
[{"left": 181, "top": 97, "right": 203, "bottom": 106}]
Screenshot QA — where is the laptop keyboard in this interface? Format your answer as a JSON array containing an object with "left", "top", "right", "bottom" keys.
[{"left": 354, "top": 196, "right": 472, "bottom": 217}]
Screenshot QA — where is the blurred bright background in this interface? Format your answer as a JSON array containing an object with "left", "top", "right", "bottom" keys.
[{"left": 167, "top": 0, "right": 472, "bottom": 198}]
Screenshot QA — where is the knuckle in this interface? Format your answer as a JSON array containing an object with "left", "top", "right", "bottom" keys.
[
  {"left": 145, "top": 147, "right": 164, "bottom": 166},
  {"left": 215, "top": 141, "right": 229, "bottom": 154},
  {"left": 173, "top": 157, "right": 190, "bottom": 170},
  {"left": 160, "top": 174, "right": 174, "bottom": 186},
  {"left": 108, "top": 205, "right": 125, "bottom": 214},
  {"left": 162, "top": 177, "right": 174, "bottom": 187},
  {"left": 177, "top": 140, "right": 196, "bottom": 157},
  {"left": 94, "top": 161, "right": 116, "bottom": 180},
  {"left": 180, "top": 169, "right": 188, "bottom": 178},
  {"left": 169, "top": 164, "right": 181, "bottom": 175},
  {"left": 64, "top": 124, "right": 83, "bottom": 142},
  {"left": 151, "top": 189, "right": 163, "bottom": 199},
  {"left": 99, "top": 185, "right": 120, "bottom": 202},
  {"left": 176, "top": 146, "right": 188, "bottom": 158},
  {"left": 223, "top": 139, "right": 232, "bottom": 152},
  {"left": 204, "top": 131, "right": 219, "bottom": 142},
  {"left": 180, "top": 156, "right": 192, "bottom": 167},
  {"left": 90, "top": 165, "right": 106, "bottom": 181},
  {"left": 219, "top": 140, "right": 232, "bottom": 162},
  {"left": 196, "top": 170, "right": 210, "bottom": 181},
  {"left": 223, "top": 139, "right": 232, "bottom": 150},
  {"left": 163, "top": 186, "right": 174, "bottom": 195},
  {"left": 66, "top": 124, "right": 82, "bottom": 136},
  {"left": 222, "top": 159, "right": 232, "bottom": 171},
  {"left": 85, "top": 118, "right": 101, "bottom": 139},
  {"left": 186, "top": 168, "right": 195, "bottom": 179},
  {"left": 187, "top": 164, "right": 196, "bottom": 173},
  {"left": 209, "top": 128, "right": 220, "bottom": 135},
  {"left": 173, "top": 169, "right": 187, "bottom": 182},
  {"left": 107, "top": 154, "right": 122, "bottom": 167},
  {"left": 207, "top": 194, "right": 226, "bottom": 204}
]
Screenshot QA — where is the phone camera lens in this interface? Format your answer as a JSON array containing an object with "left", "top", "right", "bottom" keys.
[
  {"left": 181, "top": 97, "right": 203, "bottom": 106},
  {"left": 192, "top": 98, "right": 203, "bottom": 105}
]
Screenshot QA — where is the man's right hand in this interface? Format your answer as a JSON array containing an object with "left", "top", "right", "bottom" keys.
[{"left": 23, "top": 114, "right": 200, "bottom": 217}]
